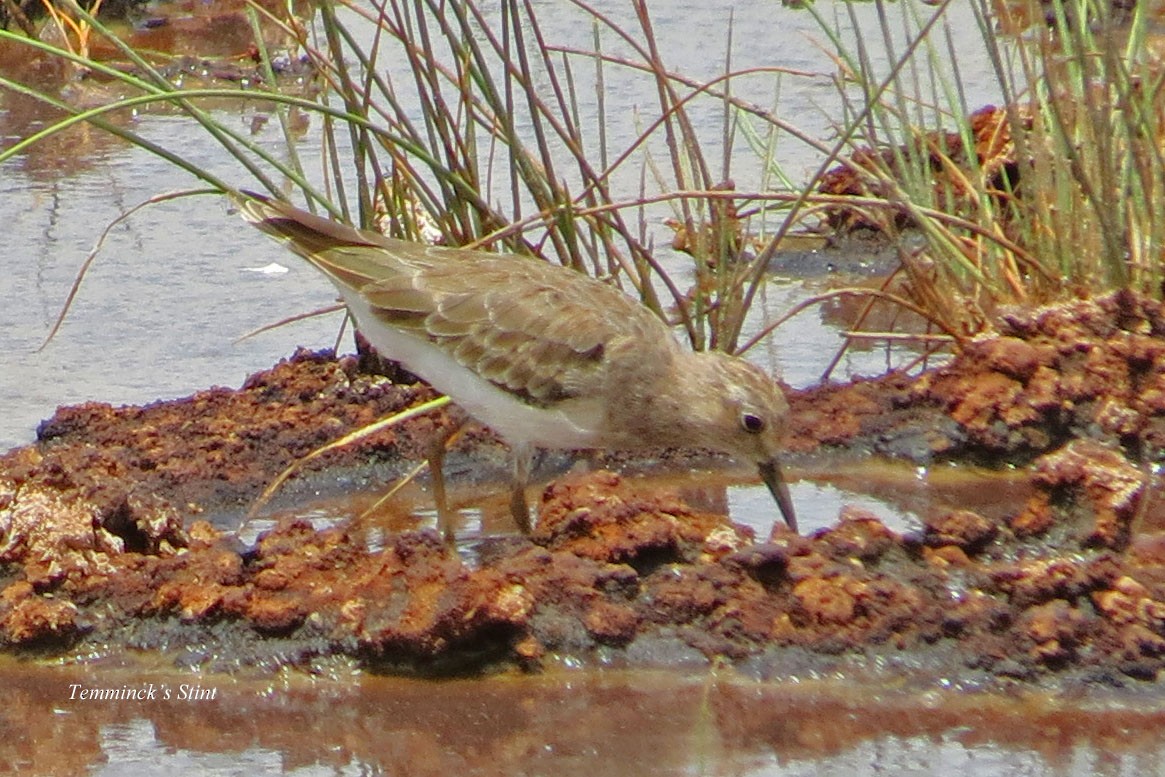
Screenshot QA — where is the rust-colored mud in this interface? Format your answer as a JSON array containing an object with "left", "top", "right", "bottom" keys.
[
  {"left": 4, "top": 293, "right": 1165, "bottom": 683},
  {"left": 816, "top": 104, "right": 1022, "bottom": 235}
]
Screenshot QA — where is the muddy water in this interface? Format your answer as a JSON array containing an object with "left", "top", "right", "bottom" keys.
[
  {"left": 280, "top": 461, "right": 1029, "bottom": 543},
  {"left": 5, "top": 655, "right": 1165, "bottom": 776}
]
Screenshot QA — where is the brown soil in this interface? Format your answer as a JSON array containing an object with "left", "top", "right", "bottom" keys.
[
  {"left": 4, "top": 290, "right": 1165, "bottom": 684},
  {"left": 817, "top": 105, "right": 1018, "bottom": 235}
]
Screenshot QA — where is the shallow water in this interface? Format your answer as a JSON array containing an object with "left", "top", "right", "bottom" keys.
[
  {"left": 234, "top": 453, "right": 1032, "bottom": 547},
  {"left": 5, "top": 656, "right": 1165, "bottom": 777}
]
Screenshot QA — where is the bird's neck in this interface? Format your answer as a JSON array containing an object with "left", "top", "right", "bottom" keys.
[{"left": 602, "top": 347, "right": 724, "bottom": 449}]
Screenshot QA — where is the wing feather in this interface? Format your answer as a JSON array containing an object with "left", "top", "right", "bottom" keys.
[{"left": 238, "top": 193, "right": 678, "bottom": 406}]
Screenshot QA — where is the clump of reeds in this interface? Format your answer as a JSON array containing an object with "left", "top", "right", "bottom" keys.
[
  {"left": 803, "top": 0, "right": 1165, "bottom": 338},
  {"left": 3, "top": 0, "right": 1160, "bottom": 369},
  {"left": 1, "top": 0, "right": 835, "bottom": 356}
]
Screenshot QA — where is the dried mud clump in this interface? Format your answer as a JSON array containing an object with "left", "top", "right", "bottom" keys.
[
  {"left": 26, "top": 348, "right": 445, "bottom": 513},
  {"left": 921, "top": 509, "right": 998, "bottom": 554},
  {"left": 785, "top": 292, "right": 1165, "bottom": 471},
  {"left": 530, "top": 470, "right": 751, "bottom": 565},
  {"left": 913, "top": 291, "right": 1165, "bottom": 461},
  {"left": 783, "top": 372, "right": 964, "bottom": 464},
  {"left": 1009, "top": 440, "right": 1145, "bottom": 549}
]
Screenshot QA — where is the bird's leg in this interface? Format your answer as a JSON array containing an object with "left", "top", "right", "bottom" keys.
[
  {"left": 426, "top": 415, "right": 468, "bottom": 544},
  {"left": 510, "top": 442, "right": 534, "bottom": 534}
]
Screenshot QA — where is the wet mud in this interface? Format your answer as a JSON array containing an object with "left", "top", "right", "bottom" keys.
[{"left": 4, "top": 291, "right": 1165, "bottom": 685}]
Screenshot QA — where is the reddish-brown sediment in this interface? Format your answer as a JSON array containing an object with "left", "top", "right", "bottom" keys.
[
  {"left": 789, "top": 290, "right": 1165, "bottom": 464},
  {"left": 816, "top": 104, "right": 1023, "bottom": 235},
  {"left": 4, "top": 291, "right": 1165, "bottom": 683}
]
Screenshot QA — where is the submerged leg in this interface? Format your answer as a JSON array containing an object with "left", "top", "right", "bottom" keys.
[
  {"left": 426, "top": 417, "right": 467, "bottom": 543},
  {"left": 510, "top": 442, "right": 534, "bottom": 534}
]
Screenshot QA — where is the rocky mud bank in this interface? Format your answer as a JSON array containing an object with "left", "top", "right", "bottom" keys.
[{"left": 3, "top": 291, "right": 1165, "bottom": 684}]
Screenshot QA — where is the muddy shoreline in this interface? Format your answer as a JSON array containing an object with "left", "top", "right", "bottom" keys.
[{"left": 3, "top": 290, "right": 1165, "bottom": 686}]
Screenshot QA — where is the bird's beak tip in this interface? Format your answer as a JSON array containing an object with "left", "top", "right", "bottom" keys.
[{"left": 758, "top": 458, "right": 798, "bottom": 533}]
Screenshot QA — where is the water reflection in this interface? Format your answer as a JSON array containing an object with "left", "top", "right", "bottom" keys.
[
  {"left": 5, "top": 659, "right": 1165, "bottom": 777},
  {"left": 250, "top": 460, "right": 1029, "bottom": 547},
  {"left": 0, "top": 52, "right": 133, "bottom": 178}
]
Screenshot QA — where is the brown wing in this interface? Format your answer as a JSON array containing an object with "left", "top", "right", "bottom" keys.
[
  {"left": 363, "top": 247, "right": 677, "bottom": 405},
  {"left": 238, "top": 193, "right": 678, "bottom": 405}
]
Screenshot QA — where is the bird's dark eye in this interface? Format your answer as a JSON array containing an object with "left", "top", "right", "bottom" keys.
[{"left": 741, "top": 412, "right": 765, "bottom": 434}]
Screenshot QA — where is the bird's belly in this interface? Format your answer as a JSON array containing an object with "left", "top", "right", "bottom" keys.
[{"left": 344, "top": 293, "right": 605, "bottom": 450}]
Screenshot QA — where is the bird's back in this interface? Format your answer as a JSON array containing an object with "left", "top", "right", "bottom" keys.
[{"left": 237, "top": 195, "right": 678, "bottom": 408}]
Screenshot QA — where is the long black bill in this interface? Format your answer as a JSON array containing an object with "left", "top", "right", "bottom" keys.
[{"left": 758, "top": 458, "right": 798, "bottom": 533}]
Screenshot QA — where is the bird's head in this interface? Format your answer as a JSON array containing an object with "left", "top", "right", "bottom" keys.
[{"left": 693, "top": 351, "right": 797, "bottom": 532}]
